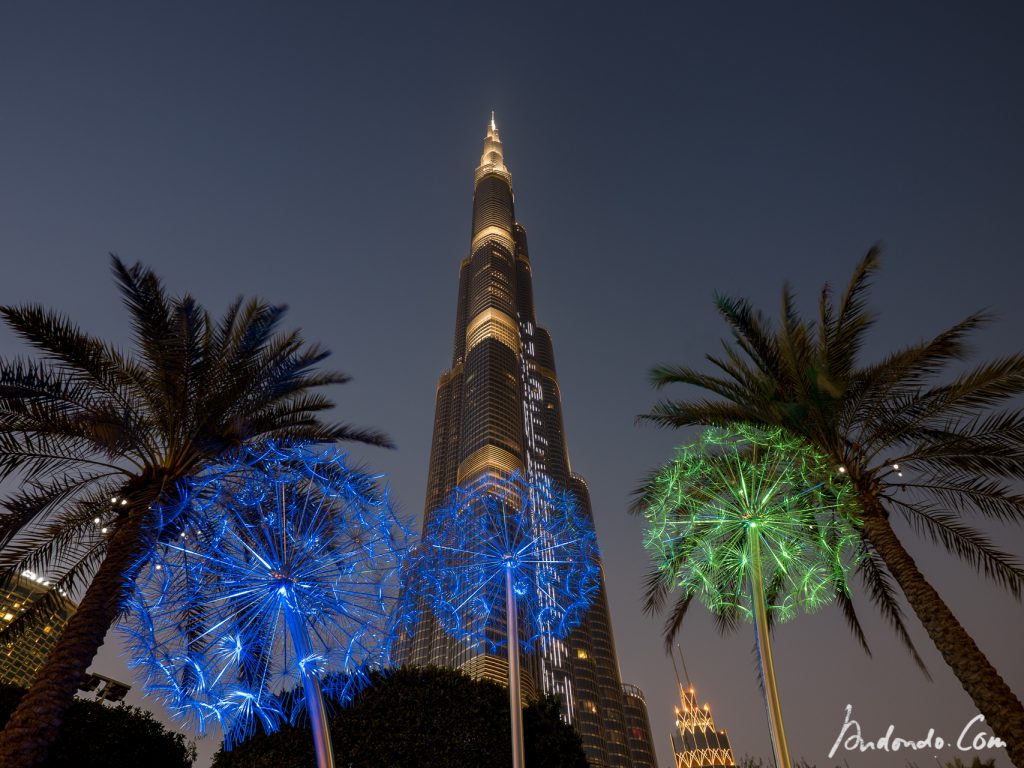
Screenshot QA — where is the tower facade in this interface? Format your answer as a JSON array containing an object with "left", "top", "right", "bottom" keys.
[
  {"left": 399, "top": 119, "right": 649, "bottom": 768},
  {"left": 622, "top": 683, "right": 659, "bottom": 768},
  {"left": 0, "top": 571, "right": 76, "bottom": 688}
]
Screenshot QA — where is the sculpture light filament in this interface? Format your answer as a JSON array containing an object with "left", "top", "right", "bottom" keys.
[
  {"left": 641, "top": 425, "right": 859, "bottom": 768},
  {"left": 409, "top": 471, "right": 599, "bottom": 768},
  {"left": 119, "top": 442, "right": 410, "bottom": 768}
]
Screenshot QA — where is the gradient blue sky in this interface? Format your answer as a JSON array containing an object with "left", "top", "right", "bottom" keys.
[{"left": 2, "top": 3, "right": 1022, "bottom": 767}]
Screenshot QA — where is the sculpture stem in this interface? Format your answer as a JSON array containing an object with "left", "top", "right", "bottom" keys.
[
  {"left": 506, "top": 565, "right": 526, "bottom": 768},
  {"left": 284, "top": 603, "right": 335, "bottom": 768},
  {"left": 749, "top": 532, "right": 792, "bottom": 768}
]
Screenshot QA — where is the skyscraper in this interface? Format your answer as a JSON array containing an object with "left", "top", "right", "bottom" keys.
[
  {"left": 0, "top": 571, "right": 76, "bottom": 688},
  {"left": 398, "top": 118, "right": 656, "bottom": 768}
]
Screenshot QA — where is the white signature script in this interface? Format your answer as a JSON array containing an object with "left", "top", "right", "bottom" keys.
[{"left": 828, "top": 704, "right": 1007, "bottom": 758}]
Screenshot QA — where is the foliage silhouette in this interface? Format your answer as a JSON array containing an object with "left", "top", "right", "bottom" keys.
[
  {"left": 211, "top": 666, "right": 588, "bottom": 768},
  {"left": 0, "top": 683, "right": 195, "bottom": 767}
]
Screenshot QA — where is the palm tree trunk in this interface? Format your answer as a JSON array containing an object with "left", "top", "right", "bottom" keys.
[
  {"left": 859, "top": 510, "right": 1024, "bottom": 767},
  {"left": 0, "top": 512, "right": 148, "bottom": 767}
]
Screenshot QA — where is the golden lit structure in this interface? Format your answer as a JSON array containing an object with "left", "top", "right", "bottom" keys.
[
  {"left": 671, "top": 681, "right": 736, "bottom": 768},
  {"left": 396, "top": 117, "right": 656, "bottom": 768},
  {"left": 459, "top": 652, "right": 538, "bottom": 707},
  {"left": 0, "top": 572, "right": 76, "bottom": 688}
]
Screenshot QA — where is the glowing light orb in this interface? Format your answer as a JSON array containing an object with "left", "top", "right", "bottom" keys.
[
  {"left": 409, "top": 471, "right": 600, "bottom": 654},
  {"left": 641, "top": 424, "right": 859, "bottom": 623},
  {"left": 119, "top": 442, "right": 410, "bottom": 747}
]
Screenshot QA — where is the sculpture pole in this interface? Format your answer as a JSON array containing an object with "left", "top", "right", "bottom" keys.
[
  {"left": 749, "top": 532, "right": 792, "bottom": 768},
  {"left": 505, "top": 563, "right": 526, "bottom": 768},
  {"left": 284, "top": 603, "right": 335, "bottom": 768},
  {"left": 278, "top": 481, "right": 334, "bottom": 768}
]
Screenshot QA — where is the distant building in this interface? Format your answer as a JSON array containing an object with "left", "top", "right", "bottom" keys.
[
  {"left": 671, "top": 681, "right": 735, "bottom": 768},
  {"left": 78, "top": 672, "right": 132, "bottom": 702},
  {"left": 0, "top": 571, "right": 76, "bottom": 687},
  {"left": 622, "top": 683, "right": 658, "bottom": 768}
]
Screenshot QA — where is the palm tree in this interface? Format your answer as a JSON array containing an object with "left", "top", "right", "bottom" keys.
[
  {"left": 639, "top": 247, "right": 1024, "bottom": 766},
  {"left": 0, "top": 256, "right": 391, "bottom": 766}
]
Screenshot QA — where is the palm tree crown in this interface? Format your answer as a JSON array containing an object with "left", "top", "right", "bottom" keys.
[
  {"left": 639, "top": 247, "right": 1024, "bottom": 766},
  {"left": 0, "top": 256, "right": 390, "bottom": 766}
]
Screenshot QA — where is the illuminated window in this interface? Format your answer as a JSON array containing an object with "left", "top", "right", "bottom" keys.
[
  {"left": 577, "top": 649, "right": 588, "bottom": 659},
  {"left": 2, "top": 613, "right": 13, "bottom": 622}
]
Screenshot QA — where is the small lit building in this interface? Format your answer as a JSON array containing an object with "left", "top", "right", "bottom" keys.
[
  {"left": 671, "top": 681, "right": 735, "bottom": 768},
  {"left": 0, "top": 571, "right": 77, "bottom": 688}
]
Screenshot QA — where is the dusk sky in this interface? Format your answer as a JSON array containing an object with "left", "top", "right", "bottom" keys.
[{"left": 2, "top": 3, "right": 1023, "bottom": 767}]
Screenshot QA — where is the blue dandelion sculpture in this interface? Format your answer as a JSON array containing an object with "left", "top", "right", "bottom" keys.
[
  {"left": 410, "top": 470, "right": 599, "bottom": 768},
  {"left": 119, "top": 442, "right": 410, "bottom": 768}
]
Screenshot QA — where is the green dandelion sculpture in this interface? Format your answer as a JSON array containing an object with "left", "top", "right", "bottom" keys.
[{"left": 641, "top": 424, "right": 859, "bottom": 768}]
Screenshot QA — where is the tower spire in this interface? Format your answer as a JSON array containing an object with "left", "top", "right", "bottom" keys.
[
  {"left": 676, "top": 642, "right": 693, "bottom": 687},
  {"left": 477, "top": 112, "right": 508, "bottom": 179}
]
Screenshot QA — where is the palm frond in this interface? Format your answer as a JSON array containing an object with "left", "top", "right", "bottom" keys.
[
  {"left": 877, "top": 409, "right": 1024, "bottom": 481},
  {"left": 713, "top": 294, "right": 782, "bottom": 382},
  {"left": 833, "top": 585, "right": 873, "bottom": 659},
  {"left": 825, "top": 246, "right": 881, "bottom": 379},
  {"left": 111, "top": 256, "right": 176, "bottom": 402},
  {"left": 893, "top": 476, "right": 1024, "bottom": 524},
  {"left": 889, "top": 499, "right": 1024, "bottom": 598},
  {"left": 628, "top": 466, "right": 665, "bottom": 516},
  {"left": 642, "top": 566, "right": 675, "bottom": 616},
  {"left": 0, "top": 305, "right": 139, "bottom": 417},
  {"left": 661, "top": 592, "right": 694, "bottom": 652},
  {"left": 259, "top": 420, "right": 394, "bottom": 450},
  {"left": 855, "top": 546, "right": 930, "bottom": 678},
  {"left": 923, "top": 354, "right": 1024, "bottom": 412},
  {"left": 0, "top": 472, "right": 119, "bottom": 550},
  {"left": 639, "top": 400, "right": 757, "bottom": 430}
]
